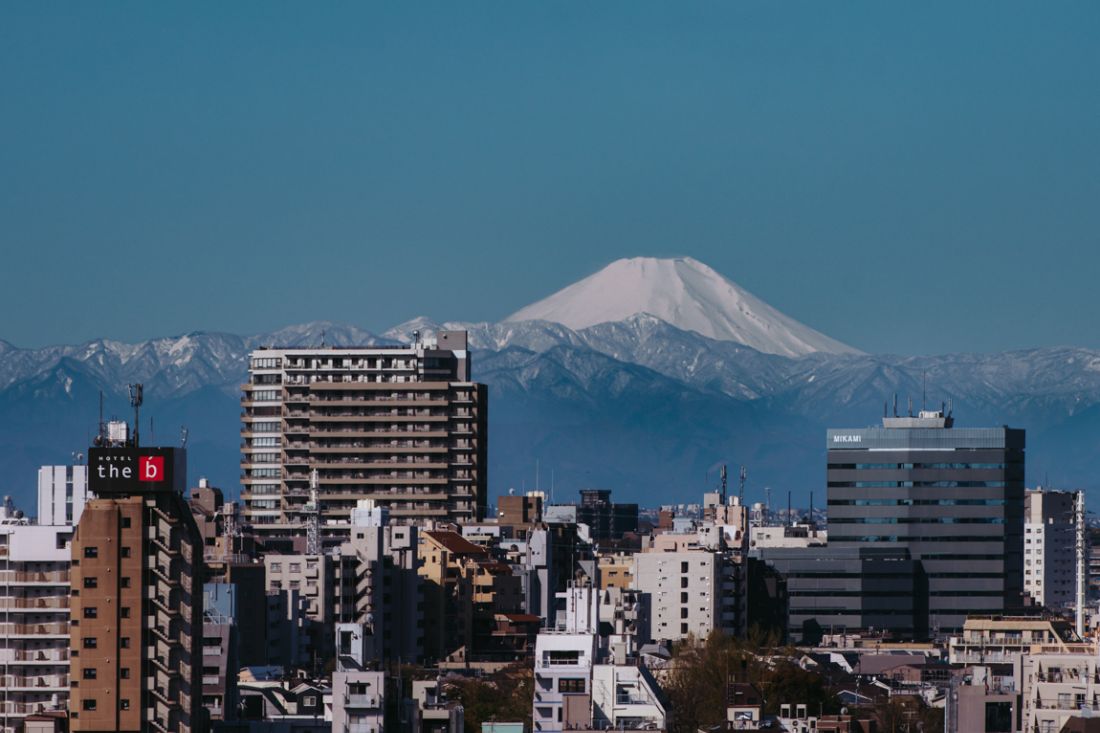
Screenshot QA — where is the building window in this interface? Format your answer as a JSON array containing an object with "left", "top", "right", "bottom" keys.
[
  {"left": 121, "top": 668, "right": 130, "bottom": 679},
  {"left": 121, "top": 547, "right": 131, "bottom": 558},
  {"left": 121, "top": 637, "right": 130, "bottom": 649},
  {"left": 559, "top": 678, "right": 585, "bottom": 693},
  {"left": 83, "top": 699, "right": 97, "bottom": 711},
  {"left": 121, "top": 577, "right": 130, "bottom": 588},
  {"left": 83, "top": 668, "right": 97, "bottom": 679},
  {"left": 83, "top": 577, "right": 97, "bottom": 589},
  {"left": 121, "top": 517, "right": 131, "bottom": 528},
  {"left": 83, "top": 637, "right": 97, "bottom": 649},
  {"left": 83, "top": 607, "right": 98, "bottom": 619},
  {"left": 120, "top": 699, "right": 130, "bottom": 710},
  {"left": 83, "top": 546, "right": 98, "bottom": 558},
  {"left": 121, "top": 607, "right": 131, "bottom": 618},
  {"left": 681, "top": 561, "right": 689, "bottom": 573},
  {"left": 681, "top": 623, "right": 689, "bottom": 635},
  {"left": 271, "top": 563, "right": 281, "bottom": 573},
  {"left": 681, "top": 607, "right": 689, "bottom": 619}
]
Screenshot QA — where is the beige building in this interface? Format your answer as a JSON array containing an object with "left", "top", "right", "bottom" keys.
[
  {"left": 264, "top": 553, "right": 336, "bottom": 665},
  {"left": 240, "top": 331, "right": 488, "bottom": 545},
  {"left": 597, "top": 551, "right": 634, "bottom": 591},
  {"left": 418, "top": 530, "right": 524, "bottom": 663},
  {"left": 70, "top": 446, "right": 203, "bottom": 733}
]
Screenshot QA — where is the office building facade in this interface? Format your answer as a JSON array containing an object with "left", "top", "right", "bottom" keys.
[
  {"left": 826, "top": 411, "right": 1025, "bottom": 634},
  {"left": 240, "top": 331, "right": 487, "bottom": 543}
]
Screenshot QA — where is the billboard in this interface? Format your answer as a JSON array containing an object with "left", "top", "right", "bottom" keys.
[{"left": 88, "top": 446, "right": 187, "bottom": 495}]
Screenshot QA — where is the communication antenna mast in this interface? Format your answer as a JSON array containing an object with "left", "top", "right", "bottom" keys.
[
  {"left": 1076, "top": 490, "right": 1087, "bottom": 638},
  {"left": 223, "top": 503, "right": 239, "bottom": 563},
  {"left": 719, "top": 465, "right": 727, "bottom": 505},
  {"left": 98, "top": 390, "right": 105, "bottom": 443},
  {"left": 180, "top": 426, "right": 189, "bottom": 448},
  {"left": 127, "top": 383, "right": 143, "bottom": 447},
  {"left": 305, "top": 468, "right": 321, "bottom": 555},
  {"left": 739, "top": 465, "right": 747, "bottom": 505}
]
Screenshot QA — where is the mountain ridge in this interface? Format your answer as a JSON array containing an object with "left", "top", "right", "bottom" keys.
[{"left": 1, "top": 258, "right": 1099, "bottom": 510}]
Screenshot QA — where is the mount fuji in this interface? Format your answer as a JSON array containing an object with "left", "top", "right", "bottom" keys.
[
  {"left": 1, "top": 257, "right": 1099, "bottom": 512},
  {"left": 507, "top": 257, "right": 861, "bottom": 357}
]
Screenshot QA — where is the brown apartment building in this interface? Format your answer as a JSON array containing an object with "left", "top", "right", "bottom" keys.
[
  {"left": 69, "top": 446, "right": 203, "bottom": 733},
  {"left": 240, "top": 331, "right": 487, "bottom": 546}
]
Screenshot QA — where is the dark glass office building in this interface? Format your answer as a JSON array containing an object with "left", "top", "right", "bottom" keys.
[{"left": 826, "top": 411, "right": 1025, "bottom": 634}]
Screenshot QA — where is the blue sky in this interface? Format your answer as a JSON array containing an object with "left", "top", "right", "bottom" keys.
[{"left": 1, "top": 3, "right": 1097, "bottom": 354}]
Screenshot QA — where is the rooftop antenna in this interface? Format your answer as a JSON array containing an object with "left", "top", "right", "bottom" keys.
[
  {"left": 320, "top": 328, "right": 327, "bottom": 348},
  {"left": 412, "top": 329, "right": 420, "bottom": 347},
  {"left": 893, "top": 393, "right": 898, "bottom": 418},
  {"left": 149, "top": 416, "right": 155, "bottom": 445},
  {"left": 180, "top": 426, "right": 189, "bottom": 448},
  {"left": 764, "top": 487, "right": 771, "bottom": 525},
  {"left": 907, "top": 395, "right": 913, "bottom": 417},
  {"left": 809, "top": 491, "right": 814, "bottom": 529},
  {"left": 787, "top": 491, "right": 792, "bottom": 527},
  {"left": 739, "top": 465, "right": 747, "bottom": 505},
  {"left": 719, "top": 465, "right": 728, "bottom": 505},
  {"left": 98, "top": 390, "right": 105, "bottom": 443},
  {"left": 883, "top": 400, "right": 888, "bottom": 419},
  {"left": 305, "top": 468, "right": 320, "bottom": 555},
  {"left": 922, "top": 370, "right": 927, "bottom": 411},
  {"left": 127, "top": 383, "right": 143, "bottom": 447}
]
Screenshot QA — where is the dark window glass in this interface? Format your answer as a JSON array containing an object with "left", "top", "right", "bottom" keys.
[{"left": 83, "top": 547, "right": 98, "bottom": 559}]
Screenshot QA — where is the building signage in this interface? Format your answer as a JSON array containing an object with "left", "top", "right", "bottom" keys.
[
  {"left": 832, "top": 434, "right": 863, "bottom": 444},
  {"left": 88, "top": 447, "right": 185, "bottom": 494}
]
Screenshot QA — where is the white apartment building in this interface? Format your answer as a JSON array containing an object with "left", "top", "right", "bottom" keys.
[
  {"left": 533, "top": 587, "right": 600, "bottom": 732},
  {"left": 1024, "top": 489, "right": 1082, "bottom": 610},
  {"left": 331, "top": 623, "right": 385, "bottom": 733},
  {"left": 633, "top": 547, "right": 743, "bottom": 642},
  {"left": 533, "top": 585, "right": 666, "bottom": 732},
  {"left": 0, "top": 509, "right": 73, "bottom": 732},
  {"left": 37, "top": 464, "right": 88, "bottom": 526},
  {"left": 1021, "top": 645, "right": 1100, "bottom": 733}
]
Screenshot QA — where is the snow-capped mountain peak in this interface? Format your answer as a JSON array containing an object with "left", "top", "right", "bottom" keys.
[{"left": 505, "top": 256, "right": 861, "bottom": 357}]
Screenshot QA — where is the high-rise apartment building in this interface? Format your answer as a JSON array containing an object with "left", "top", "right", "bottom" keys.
[
  {"left": 0, "top": 512, "right": 73, "bottom": 732},
  {"left": 69, "top": 444, "right": 203, "bottom": 733},
  {"left": 1024, "top": 488, "right": 1083, "bottom": 610},
  {"left": 240, "top": 331, "right": 487, "bottom": 545},
  {"left": 826, "top": 409, "right": 1025, "bottom": 634}
]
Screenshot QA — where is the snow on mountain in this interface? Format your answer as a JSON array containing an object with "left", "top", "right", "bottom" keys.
[{"left": 506, "top": 256, "right": 861, "bottom": 357}]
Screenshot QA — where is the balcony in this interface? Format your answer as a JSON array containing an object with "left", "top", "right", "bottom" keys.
[{"left": 344, "top": 693, "right": 381, "bottom": 709}]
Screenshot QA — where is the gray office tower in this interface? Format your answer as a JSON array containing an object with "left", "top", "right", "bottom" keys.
[{"left": 826, "top": 410, "right": 1025, "bottom": 635}]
